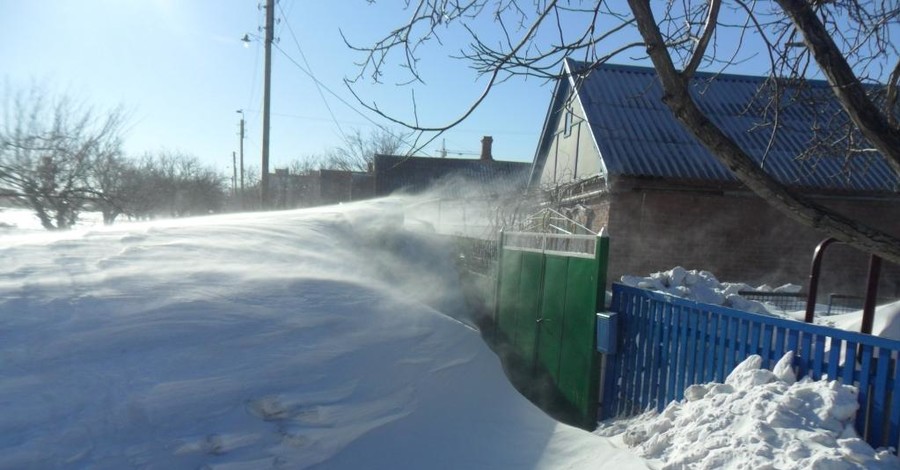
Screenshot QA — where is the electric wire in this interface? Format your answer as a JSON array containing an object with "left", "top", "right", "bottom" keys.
[
  {"left": 269, "top": 5, "right": 416, "bottom": 152},
  {"left": 242, "top": 3, "right": 265, "bottom": 139},
  {"left": 272, "top": 42, "right": 416, "bottom": 151},
  {"left": 276, "top": 1, "right": 347, "bottom": 141}
]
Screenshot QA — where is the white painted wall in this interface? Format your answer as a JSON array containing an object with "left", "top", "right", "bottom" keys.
[{"left": 539, "top": 93, "right": 602, "bottom": 188}]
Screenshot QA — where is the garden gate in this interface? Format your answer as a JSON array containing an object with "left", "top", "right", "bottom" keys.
[{"left": 494, "top": 231, "right": 609, "bottom": 428}]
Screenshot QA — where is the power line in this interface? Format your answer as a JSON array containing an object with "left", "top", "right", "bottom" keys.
[
  {"left": 276, "top": 2, "right": 347, "bottom": 141},
  {"left": 273, "top": 43, "right": 415, "bottom": 150},
  {"left": 245, "top": 40, "right": 261, "bottom": 116},
  {"left": 266, "top": 5, "right": 415, "bottom": 151}
]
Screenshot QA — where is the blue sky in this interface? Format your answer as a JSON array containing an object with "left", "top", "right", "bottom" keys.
[
  {"left": 5, "top": 1, "right": 855, "bottom": 176},
  {"left": 1, "top": 0, "right": 559, "bottom": 174}
]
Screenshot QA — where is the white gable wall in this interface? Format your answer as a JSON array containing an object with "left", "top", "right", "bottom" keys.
[{"left": 538, "top": 92, "right": 602, "bottom": 189}]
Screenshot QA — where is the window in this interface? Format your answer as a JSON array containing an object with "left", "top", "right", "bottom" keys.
[{"left": 563, "top": 109, "right": 573, "bottom": 137}]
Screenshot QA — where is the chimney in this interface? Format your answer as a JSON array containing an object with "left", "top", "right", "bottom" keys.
[{"left": 480, "top": 136, "right": 493, "bottom": 161}]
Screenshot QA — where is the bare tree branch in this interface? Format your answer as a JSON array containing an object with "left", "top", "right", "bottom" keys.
[
  {"left": 683, "top": 0, "right": 722, "bottom": 78},
  {"left": 777, "top": 0, "right": 900, "bottom": 176}
]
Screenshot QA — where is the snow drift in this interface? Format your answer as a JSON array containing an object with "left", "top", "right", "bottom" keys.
[
  {"left": 598, "top": 353, "right": 900, "bottom": 469},
  {"left": 0, "top": 200, "right": 646, "bottom": 469}
]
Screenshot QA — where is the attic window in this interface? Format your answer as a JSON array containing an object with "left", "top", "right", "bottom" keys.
[{"left": 563, "top": 109, "right": 573, "bottom": 137}]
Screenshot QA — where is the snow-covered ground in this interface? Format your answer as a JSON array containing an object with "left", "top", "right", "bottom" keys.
[
  {"left": 0, "top": 200, "right": 645, "bottom": 469},
  {"left": 1, "top": 200, "right": 897, "bottom": 468},
  {"left": 0, "top": 206, "right": 105, "bottom": 234}
]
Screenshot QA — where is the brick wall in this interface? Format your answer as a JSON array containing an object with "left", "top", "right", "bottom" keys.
[{"left": 602, "top": 186, "right": 900, "bottom": 301}]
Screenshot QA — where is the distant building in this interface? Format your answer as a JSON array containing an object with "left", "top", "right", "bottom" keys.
[
  {"left": 374, "top": 136, "right": 531, "bottom": 198},
  {"left": 269, "top": 168, "right": 374, "bottom": 208}
]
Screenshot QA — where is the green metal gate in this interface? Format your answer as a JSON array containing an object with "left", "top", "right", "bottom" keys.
[{"left": 494, "top": 231, "right": 610, "bottom": 428}]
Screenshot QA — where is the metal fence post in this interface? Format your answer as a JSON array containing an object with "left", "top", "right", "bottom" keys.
[{"left": 493, "top": 230, "right": 505, "bottom": 330}]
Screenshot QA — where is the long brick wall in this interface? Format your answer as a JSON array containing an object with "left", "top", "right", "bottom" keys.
[{"left": 589, "top": 186, "right": 900, "bottom": 301}]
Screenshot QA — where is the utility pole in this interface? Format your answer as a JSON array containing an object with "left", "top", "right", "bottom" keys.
[
  {"left": 260, "top": 0, "right": 274, "bottom": 207},
  {"left": 236, "top": 109, "right": 245, "bottom": 202},
  {"left": 232, "top": 151, "right": 237, "bottom": 196}
]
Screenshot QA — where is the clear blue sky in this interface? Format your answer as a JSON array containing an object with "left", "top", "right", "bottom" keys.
[{"left": 1, "top": 0, "right": 558, "bottom": 174}]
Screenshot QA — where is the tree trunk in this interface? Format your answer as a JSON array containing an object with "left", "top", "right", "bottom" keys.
[
  {"left": 776, "top": 0, "right": 900, "bottom": 177},
  {"left": 627, "top": 0, "right": 900, "bottom": 265}
]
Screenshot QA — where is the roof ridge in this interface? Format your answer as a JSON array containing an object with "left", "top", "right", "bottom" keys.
[{"left": 563, "top": 58, "right": 839, "bottom": 88}]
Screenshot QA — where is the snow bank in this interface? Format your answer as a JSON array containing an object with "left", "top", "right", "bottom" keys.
[
  {"left": 0, "top": 206, "right": 104, "bottom": 234},
  {"left": 817, "top": 301, "right": 900, "bottom": 341},
  {"left": 597, "top": 353, "right": 899, "bottom": 469},
  {"left": 0, "top": 199, "right": 648, "bottom": 469},
  {"left": 620, "top": 267, "right": 900, "bottom": 341},
  {"left": 621, "top": 266, "right": 802, "bottom": 316}
]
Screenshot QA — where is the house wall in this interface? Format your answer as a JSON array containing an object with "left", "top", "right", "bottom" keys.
[
  {"left": 319, "top": 170, "right": 353, "bottom": 205},
  {"left": 604, "top": 183, "right": 900, "bottom": 301},
  {"left": 538, "top": 96, "right": 603, "bottom": 188},
  {"left": 269, "top": 170, "right": 374, "bottom": 208}
]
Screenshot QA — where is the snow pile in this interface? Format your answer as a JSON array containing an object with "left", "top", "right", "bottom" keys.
[
  {"left": 816, "top": 300, "right": 900, "bottom": 341},
  {"left": 0, "top": 199, "right": 648, "bottom": 469},
  {"left": 598, "top": 353, "right": 899, "bottom": 469},
  {"left": 620, "top": 267, "right": 900, "bottom": 341},
  {"left": 621, "top": 266, "right": 803, "bottom": 316}
]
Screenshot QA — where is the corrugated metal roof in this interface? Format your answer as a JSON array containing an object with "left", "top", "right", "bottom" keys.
[{"left": 568, "top": 60, "right": 898, "bottom": 192}]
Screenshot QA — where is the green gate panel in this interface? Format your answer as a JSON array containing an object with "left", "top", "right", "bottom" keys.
[
  {"left": 515, "top": 251, "right": 545, "bottom": 365},
  {"left": 558, "top": 256, "right": 599, "bottom": 422},
  {"left": 496, "top": 249, "right": 523, "bottom": 342},
  {"left": 537, "top": 254, "right": 570, "bottom": 383},
  {"left": 493, "top": 235, "right": 609, "bottom": 430}
]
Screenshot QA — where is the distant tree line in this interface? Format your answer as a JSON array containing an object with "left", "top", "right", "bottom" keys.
[
  {"left": 0, "top": 85, "right": 409, "bottom": 231},
  {"left": 286, "top": 127, "right": 409, "bottom": 175},
  {"left": 0, "top": 85, "right": 230, "bottom": 230}
]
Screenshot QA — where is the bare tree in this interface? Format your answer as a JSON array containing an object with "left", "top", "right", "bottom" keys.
[
  {"left": 112, "top": 151, "right": 226, "bottom": 220},
  {"left": 0, "top": 85, "right": 125, "bottom": 230},
  {"left": 90, "top": 152, "right": 133, "bottom": 224},
  {"left": 145, "top": 151, "right": 226, "bottom": 218},
  {"left": 347, "top": 1, "right": 900, "bottom": 264},
  {"left": 326, "top": 127, "right": 410, "bottom": 172},
  {"left": 287, "top": 154, "right": 325, "bottom": 175}
]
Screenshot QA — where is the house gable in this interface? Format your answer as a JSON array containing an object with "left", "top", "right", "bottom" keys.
[
  {"left": 530, "top": 64, "right": 607, "bottom": 190},
  {"left": 531, "top": 60, "right": 899, "bottom": 195}
]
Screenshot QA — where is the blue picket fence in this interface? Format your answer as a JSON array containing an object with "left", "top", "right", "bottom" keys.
[{"left": 604, "top": 284, "right": 900, "bottom": 452}]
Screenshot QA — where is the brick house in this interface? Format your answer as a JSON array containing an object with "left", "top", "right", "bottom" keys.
[
  {"left": 374, "top": 136, "right": 531, "bottom": 198},
  {"left": 530, "top": 60, "right": 900, "bottom": 299},
  {"left": 374, "top": 137, "right": 531, "bottom": 238},
  {"left": 269, "top": 168, "right": 374, "bottom": 208}
]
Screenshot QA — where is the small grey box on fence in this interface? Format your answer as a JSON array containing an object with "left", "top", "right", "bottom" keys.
[{"left": 596, "top": 311, "right": 618, "bottom": 354}]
